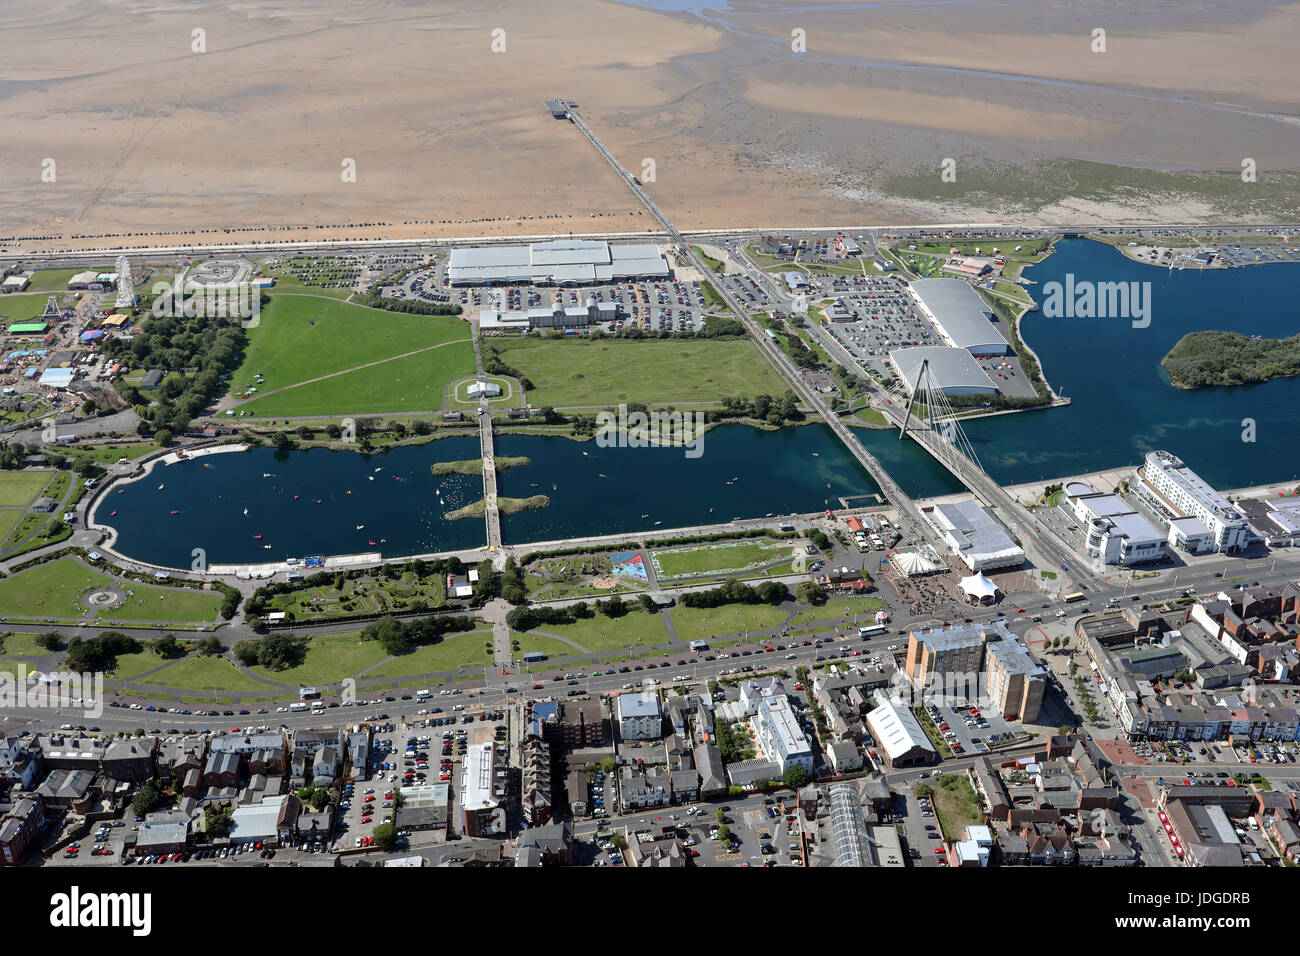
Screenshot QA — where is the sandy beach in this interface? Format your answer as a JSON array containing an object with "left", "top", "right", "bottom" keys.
[{"left": 0, "top": 0, "right": 1298, "bottom": 253}]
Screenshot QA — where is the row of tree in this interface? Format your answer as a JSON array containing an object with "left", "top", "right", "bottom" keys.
[{"left": 679, "top": 579, "right": 790, "bottom": 609}]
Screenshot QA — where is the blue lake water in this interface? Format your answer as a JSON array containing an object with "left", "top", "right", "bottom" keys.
[{"left": 103, "top": 238, "right": 1299, "bottom": 566}]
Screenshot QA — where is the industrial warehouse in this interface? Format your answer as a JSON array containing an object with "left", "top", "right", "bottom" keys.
[
  {"left": 446, "top": 239, "right": 670, "bottom": 286},
  {"left": 909, "top": 278, "right": 1012, "bottom": 356}
]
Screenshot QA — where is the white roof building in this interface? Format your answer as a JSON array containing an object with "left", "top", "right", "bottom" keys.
[
  {"left": 865, "top": 691, "right": 936, "bottom": 767},
  {"left": 1136, "top": 450, "right": 1253, "bottom": 553},
  {"left": 448, "top": 240, "right": 668, "bottom": 286},
  {"left": 889, "top": 346, "right": 1000, "bottom": 396},
  {"left": 928, "top": 500, "right": 1024, "bottom": 572},
  {"left": 909, "top": 278, "right": 1011, "bottom": 356}
]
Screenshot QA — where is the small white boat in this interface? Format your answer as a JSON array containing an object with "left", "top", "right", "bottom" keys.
[
  {"left": 263, "top": 544, "right": 271, "bottom": 549},
  {"left": 356, "top": 524, "right": 365, "bottom": 530},
  {"left": 243, "top": 508, "right": 248, "bottom": 516},
  {"left": 368, "top": 476, "right": 374, "bottom": 481},
  {"left": 581, "top": 451, "right": 588, "bottom": 457},
  {"left": 812, "top": 452, "right": 819, "bottom": 457},
  {"left": 157, "top": 483, "right": 165, "bottom": 490},
  {"left": 374, "top": 467, "right": 382, "bottom": 472},
  {"left": 262, "top": 473, "right": 273, "bottom": 478}
]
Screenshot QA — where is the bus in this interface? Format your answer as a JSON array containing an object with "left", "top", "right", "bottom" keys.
[
  {"left": 858, "top": 624, "right": 888, "bottom": 638},
  {"left": 1063, "top": 591, "right": 1086, "bottom": 604},
  {"left": 523, "top": 651, "right": 546, "bottom": 664},
  {"left": 289, "top": 702, "right": 309, "bottom": 712},
  {"left": 416, "top": 688, "right": 431, "bottom": 701}
]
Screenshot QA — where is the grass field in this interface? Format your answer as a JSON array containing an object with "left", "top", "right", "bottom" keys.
[
  {"left": 24, "top": 268, "right": 105, "bottom": 293},
  {"left": 0, "top": 292, "right": 76, "bottom": 324},
  {"left": 97, "top": 583, "right": 223, "bottom": 624},
  {"left": 107, "top": 648, "right": 173, "bottom": 681},
  {"left": 525, "top": 611, "right": 669, "bottom": 654},
  {"left": 0, "top": 632, "right": 54, "bottom": 656},
  {"left": 59, "top": 443, "right": 158, "bottom": 465},
  {"left": 0, "top": 557, "right": 111, "bottom": 619},
  {"left": 928, "top": 773, "right": 985, "bottom": 841},
  {"left": 248, "top": 631, "right": 391, "bottom": 684},
  {"left": 0, "top": 557, "right": 222, "bottom": 624},
  {"left": 670, "top": 603, "right": 791, "bottom": 642},
  {"left": 510, "top": 631, "right": 584, "bottom": 664},
  {"left": 230, "top": 294, "right": 475, "bottom": 416},
  {"left": 652, "top": 540, "right": 792, "bottom": 579},
  {"left": 787, "top": 596, "right": 888, "bottom": 628},
  {"left": 365, "top": 629, "right": 495, "bottom": 678},
  {"left": 0, "top": 470, "right": 54, "bottom": 507},
  {"left": 138, "top": 655, "right": 272, "bottom": 693},
  {"left": 493, "top": 337, "right": 786, "bottom": 407},
  {"left": 0, "top": 510, "right": 27, "bottom": 542}
]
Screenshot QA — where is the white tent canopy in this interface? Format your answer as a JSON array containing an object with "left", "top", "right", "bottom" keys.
[
  {"left": 959, "top": 572, "right": 1000, "bottom": 602},
  {"left": 890, "top": 545, "right": 945, "bottom": 577}
]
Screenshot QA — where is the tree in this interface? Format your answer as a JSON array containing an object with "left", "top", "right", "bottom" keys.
[
  {"left": 916, "top": 784, "right": 935, "bottom": 800},
  {"left": 782, "top": 766, "right": 810, "bottom": 788},
  {"left": 204, "top": 804, "right": 233, "bottom": 838},
  {"left": 34, "top": 631, "right": 66, "bottom": 652},
  {"left": 153, "top": 635, "right": 186, "bottom": 659},
  {"left": 715, "top": 809, "right": 726, "bottom": 823},
  {"left": 132, "top": 778, "right": 166, "bottom": 817},
  {"left": 154, "top": 428, "right": 173, "bottom": 446},
  {"left": 362, "top": 615, "right": 411, "bottom": 656},
  {"left": 232, "top": 640, "right": 260, "bottom": 666},
  {"left": 256, "top": 632, "right": 304, "bottom": 670},
  {"left": 500, "top": 557, "right": 526, "bottom": 606},
  {"left": 372, "top": 822, "right": 398, "bottom": 850},
  {"left": 197, "top": 635, "right": 222, "bottom": 656},
  {"left": 716, "top": 824, "right": 731, "bottom": 844},
  {"left": 309, "top": 788, "right": 332, "bottom": 811}
]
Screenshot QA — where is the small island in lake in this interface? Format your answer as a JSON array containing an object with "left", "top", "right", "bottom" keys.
[
  {"left": 1161, "top": 330, "right": 1300, "bottom": 389},
  {"left": 445, "top": 495, "right": 550, "bottom": 521},
  {"left": 431, "top": 456, "right": 529, "bottom": 476}
]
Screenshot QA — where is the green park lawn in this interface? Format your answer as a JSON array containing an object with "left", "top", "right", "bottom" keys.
[
  {"left": 0, "top": 470, "right": 55, "bottom": 507},
  {"left": 652, "top": 541, "right": 792, "bottom": 578},
  {"left": 492, "top": 336, "right": 786, "bottom": 407},
  {"left": 787, "top": 596, "right": 888, "bottom": 628},
  {"left": 0, "top": 557, "right": 113, "bottom": 620},
  {"left": 523, "top": 611, "right": 670, "bottom": 654},
  {"left": 24, "top": 268, "right": 104, "bottom": 293},
  {"left": 365, "top": 629, "right": 495, "bottom": 678},
  {"left": 670, "top": 603, "right": 792, "bottom": 642},
  {"left": 0, "top": 510, "right": 27, "bottom": 542},
  {"left": 97, "top": 583, "right": 224, "bottom": 624},
  {"left": 229, "top": 294, "right": 475, "bottom": 416},
  {"left": 0, "top": 557, "right": 222, "bottom": 624},
  {"left": 106, "top": 648, "right": 174, "bottom": 682},
  {"left": 0, "top": 632, "right": 55, "bottom": 656},
  {"left": 242, "top": 339, "right": 475, "bottom": 416},
  {"left": 248, "top": 631, "right": 391, "bottom": 685},
  {"left": 510, "top": 631, "right": 586, "bottom": 664},
  {"left": 137, "top": 655, "right": 272, "bottom": 693}
]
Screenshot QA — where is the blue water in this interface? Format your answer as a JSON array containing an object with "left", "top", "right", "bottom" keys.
[
  {"left": 496, "top": 423, "right": 879, "bottom": 543},
  {"left": 106, "top": 441, "right": 486, "bottom": 568},
  {"left": 102, "top": 238, "right": 1299, "bottom": 566},
  {"left": 967, "top": 238, "right": 1300, "bottom": 489}
]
